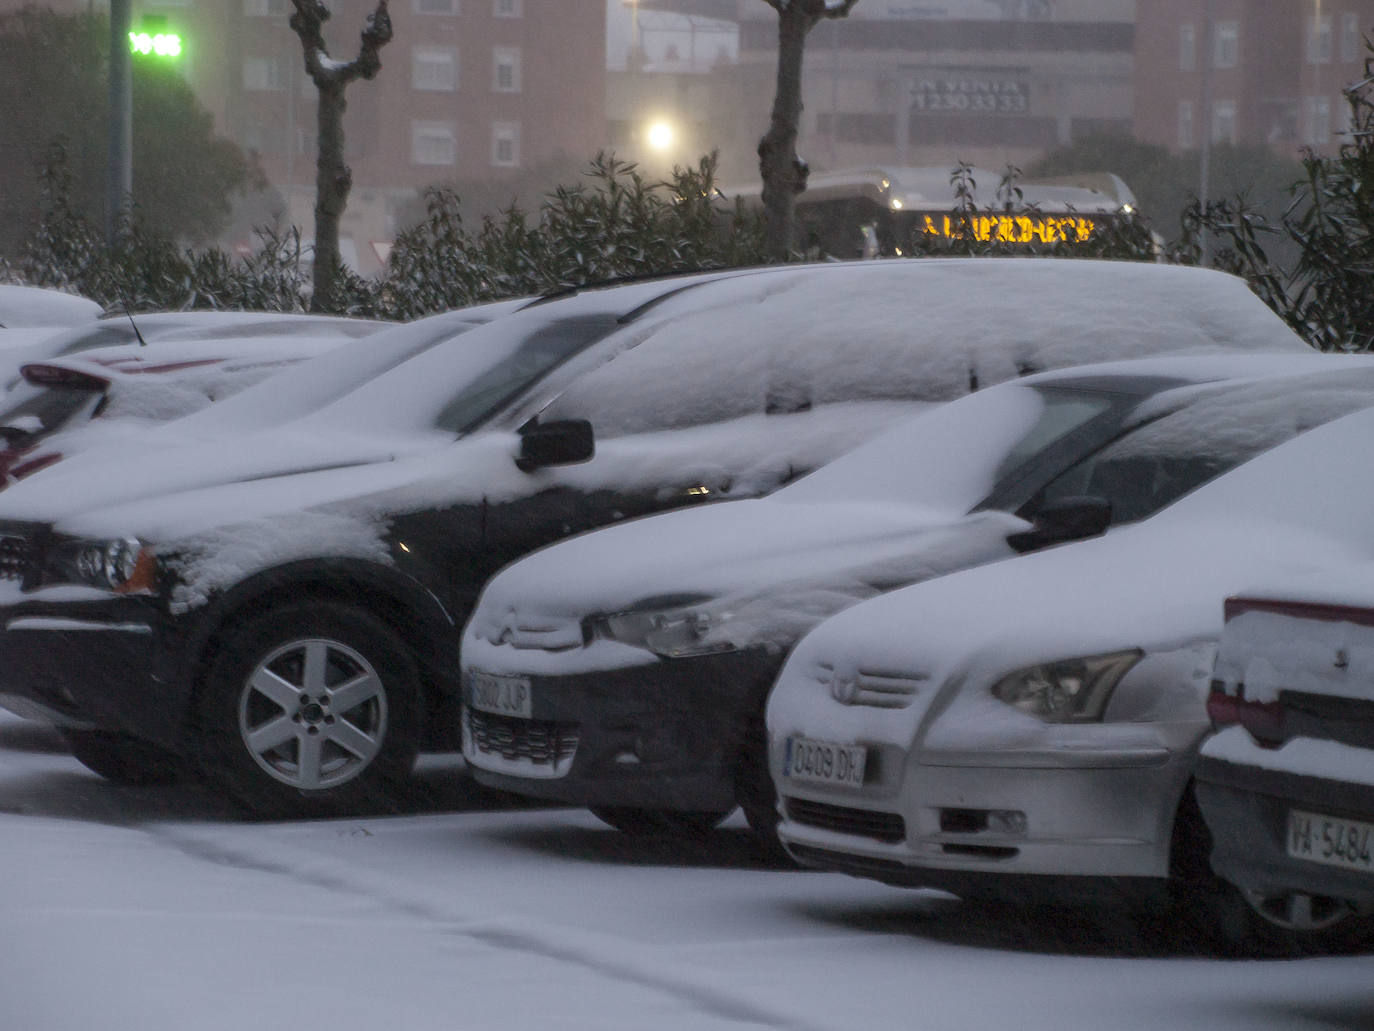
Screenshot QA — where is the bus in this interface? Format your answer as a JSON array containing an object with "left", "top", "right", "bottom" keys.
[{"left": 721, "top": 166, "right": 1140, "bottom": 260}]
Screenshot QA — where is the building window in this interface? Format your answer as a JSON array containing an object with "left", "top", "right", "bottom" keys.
[
  {"left": 244, "top": 0, "right": 288, "bottom": 14},
  {"left": 1178, "top": 100, "right": 1194, "bottom": 149},
  {"left": 243, "top": 57, "right": 285, "bottom": 91},
  {"left": 493, "top": 0, "right": 522, "bottom": 16},
  {"left": 493, "top": 47, "right": 521, "bottom": 92},
  {"left": 492, "top": 121, "right": 521, "bottom": 166},
  {"left": 1306, "top": 95, "right": 1333, "bottom": 145},
  {"left": 413, "top": 0, "right": 458, "bottom": 14},
  {"left": 1179, "top": 23, "right": 1196, "bottom": 71},
  {"left": 1211, "top": 100, "right": 1237, "bottom": 144},
  {"left": 1342, "top": 12, "right": 1362, "bottom": 63},
  {"left": 1213, "top": 21, "right": 1239, "bottom": 68},
  {"left": 1308, "top": 14, "right": 1334, "bottom": 64},
  {"left": 412, "top": 122, "right": 457, "bottom": 165},
  {"left": 412, "top": 47, "right": 458, "bottom": 91}
]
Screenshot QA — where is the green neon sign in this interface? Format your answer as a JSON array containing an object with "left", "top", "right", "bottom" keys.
[{"left": 129, "top": 31, "right": 183, "bottom": 58}]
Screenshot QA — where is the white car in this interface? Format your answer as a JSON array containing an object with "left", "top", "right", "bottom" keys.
[{"left": 766, "top": 398, "right": 1374, "bottom": 952}]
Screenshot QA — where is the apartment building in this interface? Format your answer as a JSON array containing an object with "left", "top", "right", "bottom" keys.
[
  {"left": 1134, "top": 0, "right": 1374, "bottom": 157},
  {"left": 609, "top": 1, "right": 1136, "bottom": 184}
]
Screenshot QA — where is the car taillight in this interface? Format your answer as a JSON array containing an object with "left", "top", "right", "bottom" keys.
[
  {"left": 1208, "top": 682, "right": 1285, "bottom": 747},
  {"left": 1205, "top": 682, "right": 1239, "bottom": 727},
  {"left": 9, "top": 451, "right": 61, "bottom": 482},
  {"left": 19, "top": 365, "right": 109, "bottom": 391}
]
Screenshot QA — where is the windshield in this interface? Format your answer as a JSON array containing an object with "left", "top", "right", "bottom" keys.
[
  {"left": 1018, "top": 366, "right": 1374, "bottom": 524},
  {"left": 432, "top": 312, "right": 626, "bottom": 433},
  {"left": 778, "top": 379, "right": 1150, "bottom": 514}
]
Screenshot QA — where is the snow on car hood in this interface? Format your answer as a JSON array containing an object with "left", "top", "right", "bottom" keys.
[
  {"left": 0, "top": 422, "right": 440, "bottom": 538},
  {"left": 469, "top": 495, "right": 1027, "bottom": 634}
]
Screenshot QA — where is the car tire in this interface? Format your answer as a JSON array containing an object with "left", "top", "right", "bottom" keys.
[
  {"left": 194, "top": 602, "right": 422, "bottom": 818},
  {"left": 63, "top": 729, "right": 183, "bottom": 786},
  {"left": 589, "top": 805, "right": 732, "bottom": 837}
]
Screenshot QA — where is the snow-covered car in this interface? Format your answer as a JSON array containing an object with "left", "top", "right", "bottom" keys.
[
  {"left": 0, "top": 333, "right": 366, "bottom": 489},
  {"left": 460, "top": 355, "right": 1374, "bottom": 848},
  {"left": 0, "top": 309, "right": 388, "bottom": 392},
  {"left": 0, "top": 260, "right": 1307, "bottom": 816},
  {"left": 765, "top": 397, "right": 1374, "bottom": 952},
  {"left": 1195, "top": 570, "right": 1374, "bottom": 948},
  {"left": 0, "top": 284, "right": 101, "bottom": 333}
]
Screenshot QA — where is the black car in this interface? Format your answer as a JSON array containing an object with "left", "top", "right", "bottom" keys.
[
  {"left": 0, "top": 260, "right": 1306, "bottom": 815},
  {"left": 1197, "top": 585, "right": 1374, "bottom": 951}
]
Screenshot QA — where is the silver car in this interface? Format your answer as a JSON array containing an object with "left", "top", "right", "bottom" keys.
[{"left": 767, "top": 388, "right": 1374, "bottom": 953}]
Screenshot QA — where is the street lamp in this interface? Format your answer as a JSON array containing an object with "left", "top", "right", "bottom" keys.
[{"left": 646, "top": 118, "right": 677, "bottom": 153}]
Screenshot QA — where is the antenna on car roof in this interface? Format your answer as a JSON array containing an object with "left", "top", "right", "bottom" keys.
[{"left": 117, "top": 293, "right": 148, "bottom": 347}]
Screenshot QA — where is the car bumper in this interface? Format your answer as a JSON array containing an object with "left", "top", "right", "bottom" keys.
[
  {"left": 776, "top": 747, "right": 1194, "bottom": 887},
  {"left": 0, "top": 593, "right": 191, "bottom": 748},
  {"left": 1196, "top": 753, "right": 1374, "bottom": 906},
  {"left": 462, "top": 648, "right": 781, "bottom": 812}
]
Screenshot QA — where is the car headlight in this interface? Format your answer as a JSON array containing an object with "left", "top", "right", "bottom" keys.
[
  {"left": 594, "top": 597, "right": 738, "bottom": 659},
  {"left": 54, "top": 537, "right": 158, "bottom": 593},
  {"left": 991, "top": 649, "right": 1142, "bottom": 723}
]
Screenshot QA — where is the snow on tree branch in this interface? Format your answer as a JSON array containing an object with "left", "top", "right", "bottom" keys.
[{"left": 289, "top": 0, "right": 393, "bottom": 89}]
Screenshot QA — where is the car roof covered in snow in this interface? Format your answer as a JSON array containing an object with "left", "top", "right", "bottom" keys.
[{"left": 0, "top": 285, "right": 102, "bottom": 329}]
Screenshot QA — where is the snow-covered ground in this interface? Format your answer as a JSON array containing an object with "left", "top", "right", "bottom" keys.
[{"left": 0, "top": 711, "right": 1370, "bottom": 1031}]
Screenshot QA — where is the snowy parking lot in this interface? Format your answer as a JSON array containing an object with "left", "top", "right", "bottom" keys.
[{"left": 1, "top": 712, "right": 1371, "bottom": 1031}]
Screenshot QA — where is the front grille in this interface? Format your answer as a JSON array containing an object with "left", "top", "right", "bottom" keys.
[
  {"left": 785, "top": 796, "right": 905, "bottom": 844},
  {"left": 0, "top": 535, "right": 29, "bottom": 581},
  {"left": 814, "top": 663, "right": 926, "bottom": 708},
  {"left": 466, "top": 707, "right": 579, "bottom": 768}
]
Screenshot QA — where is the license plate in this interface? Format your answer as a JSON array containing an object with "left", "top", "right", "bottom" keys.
[
  {"left": 1286, "top": 808, "right": 1374, "bottom": 873},
  {"left": 467, "top": 671, "right": 532, "bottom": 719},
  {"left": 784, "top": 735, "right": 867, "bottom": 787}
]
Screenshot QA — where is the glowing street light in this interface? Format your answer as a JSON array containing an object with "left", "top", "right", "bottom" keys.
[{"left": 645, "top": 119, "right": 676, "bottom": 152}]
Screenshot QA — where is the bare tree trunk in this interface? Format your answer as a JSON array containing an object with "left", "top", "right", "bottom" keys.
[
  {"left": 312, "top": 81, "right": 350, "bottom": 302},
  {"left": 758, "top": 10, "right": 808, "bottom": 260},
  {"left": 289, "top": 0, "right": 392, "bottom": 312},
  {"left": 756, "top": 0, "right": 858, "bottom": 262}
]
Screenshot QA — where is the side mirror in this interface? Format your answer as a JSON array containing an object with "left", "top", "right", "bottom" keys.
[
  {"left": 516, "top": 418, "right": 595, "bottom": 472},
  {"left": 1007, "top": 495, "right": 1111, "bottom": 554}
]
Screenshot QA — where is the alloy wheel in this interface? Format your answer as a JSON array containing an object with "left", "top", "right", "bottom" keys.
[{"left": 237, "top": 636, "right": 388, "bottom": 790}]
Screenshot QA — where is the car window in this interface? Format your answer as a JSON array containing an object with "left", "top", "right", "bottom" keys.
[
  {"left": 433, "top": 313, "right": 626, "bottom": 434},
  {"left": 1026, "top": 369, "right": 1374, "bottom": 524},
  {"left": 781, "top": 380, "right": 1152, "bottom": 514},
  {"left": 536, "top": 311, "right": 770, "bottom": 437},
  {"left": 0, "top": 380, "right": 105, "bottom": 447}
]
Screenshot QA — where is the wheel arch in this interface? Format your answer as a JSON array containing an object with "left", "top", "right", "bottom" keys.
[{"left": 175, "top": 557, "right": 460, "bottom": 749}]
